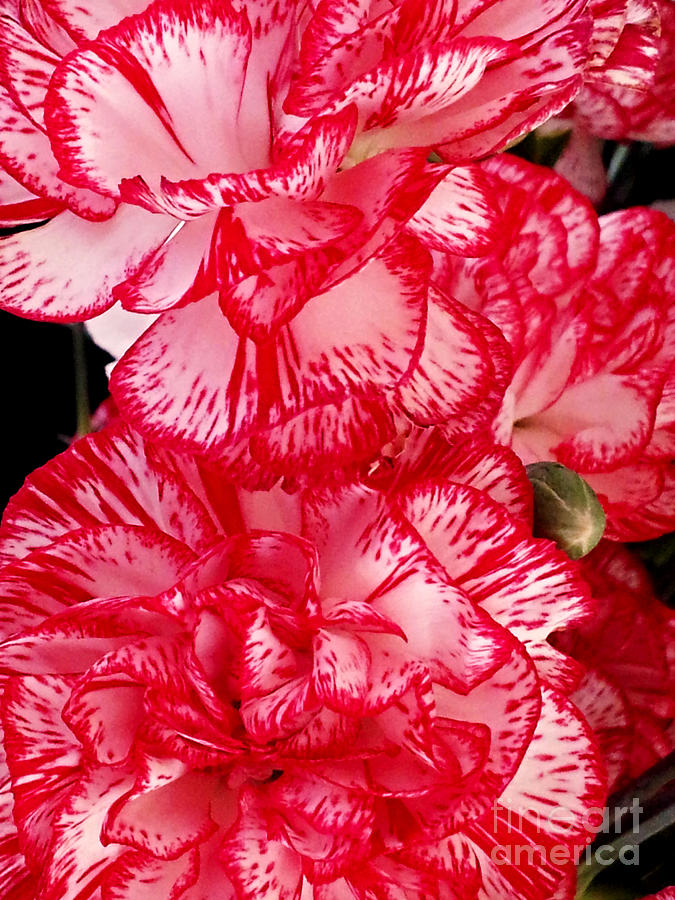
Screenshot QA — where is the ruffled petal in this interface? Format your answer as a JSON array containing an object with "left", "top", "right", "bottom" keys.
[
  {"left": 0, "top": 84, "right": 115, "bottom": 218},
  {"left": 102, "top": 848, "right": 199, "bottom": 900},
  {"left": 399, "top": 481, "right": 590, "bottom": 692},
  {"left": 0, "top": 423, "right": 217, "bottom": 563},
  {"left": 0, "top": 206, "right": 175, "bottom": 320},
  {"left": 112, "top": 242, "right": 427, "bottom": 454},
  {"left": 220, "top": 793, "right": 303, "bottom": 900},
  {"left": 1, "top": 675, "right": 82, "bottom": 865},
  {"left": 45, "top": 0, "right": 258, "bottom": 195},
  {"left": 407, "top": 165, "right": 499, "bottom": 256}
]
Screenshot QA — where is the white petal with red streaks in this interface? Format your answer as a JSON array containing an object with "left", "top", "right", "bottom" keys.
[
  {"left": 89, "top": 634, "right": 191, "bottom": 698},
  {"left": 385, "top": 431, "right": 533, "bottom": 523},
  {"left": 286, "top": 0, "right": 374, "bottom": 114},
  {"left": 0, "top": 423, "right": 218, "bottom": 563},
  {"left": 0, "top": 531, "right": 193, "bottom": 673},
  {"left": 0, "top": 205, "right": 175, "bottom": 320},
  {"left": 322, "top": 598, "right": 405, "bottom": 638},
  {"left": 39, "top": 766, "right": 134, "bottom": 900},
  {"left": 45, "top": 0, "right": 257, "bottom": 196},
  {"left": 115, "top": 214, "right": 216, "bottom": 313},
  {"left": 586, "top": 0, "right": 629, "bottom": 66},
  {"left": 156, "top": 108, "right": 358, "bottom": 215},
  {"left": 535, "top": 370, "right": 663, "bottom": 471},
  {"left": 12, "top": 523, "right": 192, "bottom": 602},
  {"left": 249, "top": 393, "right": 395, "bottom": 481},
  {"left": 396, "top": 831, "right": 481, "bottom": 891},
  {"left": 458, "top": 0, "right": 588, "bottom": 40},
  {"left": 218, "top": 207, "right": 363, "bottom": 343},
  {"left": 2, "top": 675, "right": 82, "bottom": 863},
  {"left": 499, "top": 687, "right": 606, "bottom": 845},
  {"left": 591, "top": 1, "right": 659, "bottom": 90},
  {"left": 398, "top": 288, "right": 502, "bottom": 427},
  {"left": 0, "top": 155, "right": 63, "bottom": 225},
  {"left": 112, "top": 244, "right": 426, "bottom": 453},
  {"left": 86, "top": 303, "right": 157, "bottom": 365},
  {"left": 313, "top": 629, "right": 370, "bottom": 714},
  {"left": 0, "top": 730, "right": 32, "bottom": 899},
  {"left": 408, "top": 165, "right": 499, "bottom": 256},
  {"left": 268, "top": 772, "right": 375, "bottom": 845},
  {"left": 433, "top": 641, "right": 541, "bottom": 815},
  {"left": 463, "top": 819, "right": 572, "bottom": 900},
  {"left": 571, "top": 669, "right": 630, "bottom": 791},
  {"left": 509, "top": 313, "right": 586, "bottom": 425},
  {"left": 374, "top": 674, "right": 440, "bottom": 770},
  {"left": 399, "top": 482, "right": 590, "bottom": 691},
  {"left": 343, "top": 38, "right": 518, "bottom": 158},
  {"left": 240, "top": 674, "right": 316, "bottom": 743},
  {"left": 0, "top": 15, "right": 58, "bottom": 126},
  {"left": 62, "top": 674, "right": 145, "bottom": 764},
  {"left": 482, "top": 154, "right": 600, "bottom": 281},
  {"left": 102, "top": 770, "right": 218, "bottom": 859},
  {"left": 221, "top": 795, "right": 303, "bottom": 900},
  {"left": 306, "top": 485, "right": 511, "bottom": 693},
  {"left": 102, "top": 848, "right": 199, "bottom": 900},
  {"left": 317, "top": 147, "right": 441, "bottom": 284},
  {"left": 597, "top": 464, "right": 675, "bottom": 541},
  {"left": 0, "top": 85, "right": 114, "bottom": 218},
  {"left": 18, "top": 0, "right": 76, "bottom": 55},
  {"left": 279, "top": 704, "right": 360, "bottom": 759},
  {"left": 0, "top": 166, "right": 38, "bottom": 205},
  {"left": 438, "top": 20, "right": 591, "bottom": 162},
  {"left": 223, "top": 531, "right": 319, "bottom": 606},
  {"left": 240, "top": 605, "right": 299, "bottom": 698},
  {"left": 38, "top": 0, "right": 153, "bottom": 39}
]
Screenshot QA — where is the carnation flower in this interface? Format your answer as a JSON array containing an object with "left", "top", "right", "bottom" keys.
[
  {"left": 0, "top": 0, "right": 598, "bottom": 461},
  {"left": 556, "top": 541, "right": 675, "bottom": 791},
  {"left": 573, "top": 0, "right": 675, "bottom": 142},
  {"left": 434, "top": 154, "right": 675, "bottom": 540},
  {"left": 284, "top": 0, "right": 593, "bottom": 165},
  {"left": 0, "top": 423, "right": 605, "bottom": 899},
  {"left": 84, "top": 184, "right": 509, "bottom": 485}
]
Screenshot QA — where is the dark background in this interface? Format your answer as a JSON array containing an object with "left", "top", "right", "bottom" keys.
[{"left": 0, "top": 311, "right": 110, "bottom": 511}]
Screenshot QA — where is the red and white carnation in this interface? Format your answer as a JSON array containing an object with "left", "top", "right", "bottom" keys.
[
  {"left": 0, "top": 0, "right": 600, "bottom": 462},
  {"left": 556, "top": 541, "right": 675, "bottom": 792},
  {"left": 433, "top": 154, "right": 675, "bottom": 540},
  {"left": 0, "top": 423, "right": 605, "bottom": 900},
  {"left": 573, "top": 0, "right": 675, "bottom": 142}
]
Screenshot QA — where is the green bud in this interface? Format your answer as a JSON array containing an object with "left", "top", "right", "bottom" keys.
[{"left": 526, "top": 461, "right": 606, "bottom": 560}]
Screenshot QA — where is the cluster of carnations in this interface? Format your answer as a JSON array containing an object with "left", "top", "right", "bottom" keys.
[{"left": 0, "top": 0, "right": 675, "bottom": 898}]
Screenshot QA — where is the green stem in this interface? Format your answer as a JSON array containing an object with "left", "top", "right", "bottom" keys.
[
  {"left": 70, "top": 323, "right": 91, "bottom": 438},
  {"left": 606, "top": 143, "right": 631, "bottom": 186}
]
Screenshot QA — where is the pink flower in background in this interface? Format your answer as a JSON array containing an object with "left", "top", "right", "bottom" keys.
[
  {"left": 0, "top": 423, "right": 604, "bottom": 899},
  {"left": 435, "top": 155, "right": 675, "bottom": 540},
  {"left": 556, "top": 541, "right": 675, "bottom": 792},
  {"left": 574, "top": 0, "right": 675, "bottom": 142}
]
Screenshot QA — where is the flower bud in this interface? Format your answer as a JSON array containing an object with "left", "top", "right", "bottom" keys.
[{"left": 526, "top": 462, "right": 606, "bottom": 560}]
